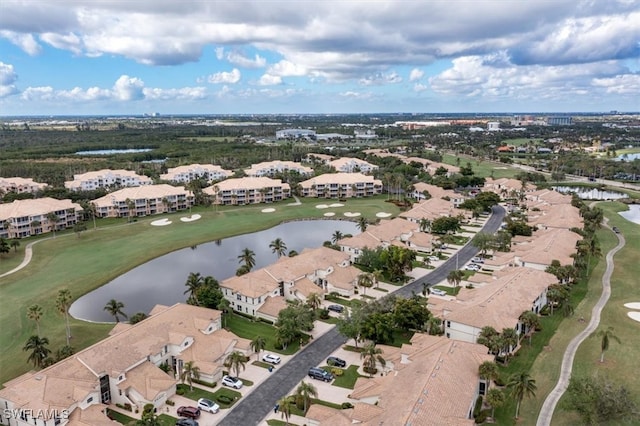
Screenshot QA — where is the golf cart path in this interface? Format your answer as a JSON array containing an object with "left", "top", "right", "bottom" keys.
[
  {"left": 0, "top": 239, "right": 45, "bottom": 279},
  {"left": 536, "top": 219, "right": 625, "bottom": 426}
]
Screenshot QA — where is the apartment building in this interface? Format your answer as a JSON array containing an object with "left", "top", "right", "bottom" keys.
[
  {"left": 0, "top": 303, "right": 251, "bottom": 426},
  {"left": 400, "top": 197, "right": 470, "bottom": 223},
  {"left": 203, "top": 177, "right": 290, "bottom": 205},
  {"left": 0, "top": 197, "right": 83, "bottom": 239},
  {"left": 327, "top": 157, "right": 378, "bottom": 174},
  {"left": 160, "top": 163, "right": 232, "bottom": 183},
  {"left": 300, "top": 173, "right": 382, "bottom": 198},
  {"left": 338, "top": 218, "right": 419, "bottom": 261},
  {"left": 91, "top": 184, "right": 192, "bottom": 218},
  {"left": 65, "top": 169, "right": 152, "bottom": 191},
  {"left": 410, "top": 182, "right": 466, "bottom": 206},
  {"left": 244, "top": 160, "right": 313, "bottom": 178},
  {"left": 0, "top": 177, "right": 48, "bottom": 195}
]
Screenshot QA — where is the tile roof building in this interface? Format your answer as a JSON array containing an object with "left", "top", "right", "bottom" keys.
[
  {"left": 300, "top": 173, "right": 382, "bottom": 198},
  {"left": 0, "top": 303, "right": 250, "bottom": 426},
  {"left": 338, "top": 217, "right": 419, "bottom": 261},
  {"left": 0, "top": 177, "right": 49, "bottom": 195},
  {"left": 160, "top": 163, "right": 232, "bottom": 183},
  {"left": 244, "top": 160, "right": 313, "bottom": 177},
  {"left": 400, "top": 197, "right": 470, "bottom": 223},
  {"left": 64, "top": 169, "right": 152, "bottom": 191},
  {"left": 91, "top": 184, "right": 193, "bottom": 218},
  {"left": 327, "top": 158, "right": 379, "bottom": 174},
  {"left": 410, "top": 182, "right": 466, "bottom": 206},
  {"left": 0, "top": 197, "right": 83, "bottom": 239},
  {"left": 203, "top": 177, "right": 290, "bottom": 205}
]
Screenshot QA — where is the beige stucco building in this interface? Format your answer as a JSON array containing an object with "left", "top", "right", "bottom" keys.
[
  {"left": 160, "top": 163, "right": 232, "bottom": 183},
  {"left": 0, "top": 177, "right": 49, "bottom": 195},
  {"left": 300, "top": 173, "right": 382, "bottom": 198},
  {"left": 64, "top": 169, "right": 152, "bottom": 191},
  {"left": 0, "top": 197, "right": 83, "bottom": 239},
  {"left": 203, "top": 177, "right": 290, "bottom": 205},
  {"left": 91, "top": 184, "right": 193, "bottom": 218}
]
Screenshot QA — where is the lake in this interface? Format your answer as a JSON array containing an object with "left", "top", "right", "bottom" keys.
[
  {"left": 619, "top": 204, "right": 640, "bottom": 225},
  {"left": 75, "top": 148, "right": 152, "bottom": 155},
  {"left": 69, "top": 219, "right": 359, "bottom": 322},
  {"left": 553, "top": 186, "right": 628, "bottom": 200}
]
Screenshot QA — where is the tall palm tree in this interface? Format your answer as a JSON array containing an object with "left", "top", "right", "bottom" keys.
[
  {"left": 519, "top": 311, "right": 540, "bottom": 345},
  {"left": 419, "top": 218, "right": 431, "bottom": 233},
  {"left": 180, "top": 360, "right": 200, "bottom": 391},
  {"left": 360, "top": 342, "right": 385, "bottom": 377},
  {"left": 237, "top": 248, "right": 256, "bottom": 270},
  {"left": 10, "top": 239, "right": 20, "bottom": 253},
  {"left": 56, "top": 289, "right": 73, "bottom": 346},
  {"left": 596, "top": 326, "right": 621, "bottom": 363},
  {"left": 478, "top": 361, "right": 499, "bottom": 389},
  {"left": 27, "top": 304, "right": 43, "bottom": 336},
  {"left": 46, "top": 212, "right": 59, "bottom": 237},
  {"left": 507, "top": 371, "right": 537, "bottom": 418},
  {"left": 218, "top": 298, "right": 231, "bottom": 328},
  {"left": 23, "top": 335, "right": 51, "bottom": 368},
  {"left": 372, "top": 269, "right": 384, "bottom": 289},
  {"left": 331, "top": 230, "right": 344, "bottom": 244},
  {"left": 446, "top": 269, "right": 464, "bottom": 289},
  {"left": 357, "top": 272, "right": 374, "bottom": 295},
  {"left": 184, "top": 272, "right": 204, "bottom": 304},
  {"left": 306, "top": 292, "right": 322, "bottom": 311},
  {"left": 224, "top": 351, "right": 247, "bottom": 378},
  {"left": 277, "top": 396, "right": 294, "bottom": 426},
  {"left": 269, "top": 238, "right": 288, "bottom": 258},
  {"left": 357, "top": 217, "right": 368, "bottom": 232},
  {"left": 103, "top": 299, "right": 127, "bottom": 322},
  {"left": 296, "top": 381, "right": 318, "bottom": 414},
  {"left": 485, "top": 388, "right": 506, "bottom": 420},
  {"left": 250, "top": 336, "right": 266, "bottom": 360}
]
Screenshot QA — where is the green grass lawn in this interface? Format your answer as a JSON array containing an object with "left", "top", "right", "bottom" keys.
[
  {"left": 327, "top": 364, "right": 363, "bottom": 389},
  {"left": 225, "top": 312, "right": 306, "bottom": 355},
  {"left": 441, "top": 153, "right": 521, "bottom": 179},
  {"left": 0, "top": 196, "right": 399, "bottom": 386}
]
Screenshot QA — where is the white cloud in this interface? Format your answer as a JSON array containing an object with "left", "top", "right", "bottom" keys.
[
  {"left": 0, "top": 30, "right": 41, "bottom": 55},
  {"left": 339, "top": 90, "right": 373, "bottom": 99},
  {"left": 413, "top": 83, "right": 428, "bottom": 92},
  {"left": 20, "top": 86, "right": 54, "bottom": 101},
  {"left": 0, "top": 62, "right": 19, "bottom": 98},
  {"left": 226, "top": 51, "right": 266, "bottom": 68},
  {"left": 267, "top": 60, "right": 307, "bottom": 77},
  {"left": 207, "top": 68, "right": 241, "bottom": 84},
  {"left": 409, "top": 68, "right": 424, "bottom": 82},
  {"left": 258, "top": 74, "right": 282, "bottom": 86},
  {"left": 143, "top": 86, "right": 207, "bottom": 100},
  {"left": 592, "top": 74, "right": 640, "bottom": 94},
  {"left": 359, "top": 71, "right": 402, "bottom": 86},
  {"left": 113, "top": 75, "right": 145, "bottom": 101},
  {"left": 215, "top": 47, "right": 225, "bottom": 60},
  {"left": 40, "top": 32, "right": 82, "bottom": 55}
]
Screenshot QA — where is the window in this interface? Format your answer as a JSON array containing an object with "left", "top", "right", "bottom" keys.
[
  {"left": 236, "top": 294, "right": 242, "bottom": 301},
  {"left": 87, "top": 396, "right": 94, "bottom": 403}
]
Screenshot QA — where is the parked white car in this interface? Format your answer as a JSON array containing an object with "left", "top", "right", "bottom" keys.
[
  {"left": 262, "top": 353, "right": 281, "bottom": 364},
  {"left": 430, "top": 289, "right": 447, "bottom": 296},
  {"left": 465, "top": 263, "right": 480, "bottom": 271},
  {"left": 197, "top": 398, "right": 219, "bottom": 414},
  {"left": 221, "top": 375, "right": 243, "bottom": 389}
]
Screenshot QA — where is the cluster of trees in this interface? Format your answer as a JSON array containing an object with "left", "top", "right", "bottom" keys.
[
  {"left": 566, "top": 375, "right": 639, "bottom": 424},
  {"left": 471, "top": 231, "right": 513, "bottom": 254},
  {"left": 275, "top": 299, "right": 318, "bottom": 349},
  {"left": 0, "top": 237, "right": 20, "bottom": 254},
  {"left": 355, "top": 246, "right": 416, "bottom": 283},
  {"left": 183, "top": 272, "right": 226, "bottom": 310}
]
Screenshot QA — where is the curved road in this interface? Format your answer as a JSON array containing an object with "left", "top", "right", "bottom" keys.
[
  {"left": 536, "top": 220, "right": 625, "bottom": 426},
  {"left": 219, "top": 205, "right": 505, "bottom": 426}
]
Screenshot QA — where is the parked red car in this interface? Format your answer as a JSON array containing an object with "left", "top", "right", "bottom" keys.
[{"left": 176, "top": 406, "right": 201, "bottom": 419}]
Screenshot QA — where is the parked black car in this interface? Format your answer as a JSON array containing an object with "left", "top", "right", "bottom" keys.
[
  {"left": 327, "top": 356, "right": 347, "bottom": 368},
  {"left": 176, "top": 419, "right": 199, "bottom": 426},
  {"left": 327, "top": 304, "right": 344, "bottom": 313},
  {"left": 308, "top": 367, "right": 334, "bottom": 382}
]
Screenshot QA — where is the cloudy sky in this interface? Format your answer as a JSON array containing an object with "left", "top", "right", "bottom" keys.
[{"left": 0, "top": 0, "right": 638, "bottom": 115}]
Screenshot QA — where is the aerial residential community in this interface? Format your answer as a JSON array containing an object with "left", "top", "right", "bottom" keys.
[{"left": 1, "top": 1, "right": 640, "bottom": 426}]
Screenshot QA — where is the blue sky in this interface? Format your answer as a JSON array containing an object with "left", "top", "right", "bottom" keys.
[{"left": 0, "top": 0, "right": 639, "bottom": 115}]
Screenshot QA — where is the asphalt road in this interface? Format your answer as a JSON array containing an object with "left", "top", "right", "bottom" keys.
[{"left": 219, "top": 204, "right": 506, "bottom": 426}]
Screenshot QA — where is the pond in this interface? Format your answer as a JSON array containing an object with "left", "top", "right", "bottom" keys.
[
  {"left": 75, "top": 148, "right": 152, "bottom": 155},
  {"left": 553, "top": 186, "right": 628, "bottom": 200},
  {"left": 619, "top": 204, "right": 640, "bottom": 225},
  {"left": 616, "top": 152, "right": 640, "bottom": 161},
  {"left": 69, "top": 219, "right": 359, "bottom": 322}
]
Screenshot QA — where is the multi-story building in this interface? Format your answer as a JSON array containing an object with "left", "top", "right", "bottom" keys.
[
  {"left": 0, "top": 177, "right": 49, "bottom": 195},
  {"left": 300, "top": 173, "right": 382, "bottom": 198},
  {"left": 203, "top": 177, "right": 290, "bottom": 205},
  {"left": 338, "top": 218, "right": 419, "bottom": 261},
  {"left": 160, "top": 163, "right": 232, "bottom": 184},
  {"left": 327, "top": 158, "right": 378, "bottom": 174},
  {"left": 244, "top": 161, "right": 313, "bottom": 178},
  {"left": 0, "top": 198, "right": 83, "bottom": 239},
  {"left": 65, "top": 169, "right": 152, "bottom": 191},
  {"left": 0, "top": 303, "right": 251, "bottom": 426},
  {"left": 91, "top": 184, "right": 192, "bottom": 218},
  {"left": 275, "top": 128, "right": 316, "bottom": 139}
]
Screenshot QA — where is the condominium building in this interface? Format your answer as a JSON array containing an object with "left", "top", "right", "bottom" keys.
[
  {"left": 91, "top": 184, "right": 192, "bottom": 218},
  {"left": 327, "top": 157, "right": 378, "bottom": 174},
  {"left": 160, "top": 163, "right": 232, "bottom": 183},
  {"left": 203, "top": 177, "right": 290, "bottom": 205},
  {"left": 65, "top": 169, "right": 152, "bottom": 191},
  {"left": 0, "top": 197, "right": 83, "bottom": 239},
  {"left": 276, "top": 128, "right": 316, "bottom": 139},
  {"left": 244, "top": 160, "right": 313, "bottom": 178},
  {"left": 300, "top": 173, "right": 382, "bottom": 198},
  {"left": 0, "top": 177, "right": 48, "bottom": 195},
  {"left": 338, "top": 218, "right": 419, "bottom": 261}
]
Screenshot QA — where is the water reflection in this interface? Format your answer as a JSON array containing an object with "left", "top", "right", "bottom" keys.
[
  {"left": 619, "top": 204, "right": 640, "bottom": 225},
  {"left": 70, "top": 220, "right": 358, "bottom": 322},
  {"left": 553, "top": 186, "right": 628, "bottom": 200}
]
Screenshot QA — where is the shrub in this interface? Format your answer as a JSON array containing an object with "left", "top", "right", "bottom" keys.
[
  {"left": 176, "top": 388, "right": 185, "bottom": 396},
  {"left": 473, "top": 396, "right": 483, "bottom": 418},
  {"left": 494, "top": 376, "right": 505, "bottom": 387},
  {"left": 217, "top": 395, "right": 234, "bottom": 405},
  {"left": 123, "top": 403, "right": 132, "bottom": 412},
  {"left": 475, "top": 410, "right": 488, "bottom": 424},
  {"left": 363, "top": 366, "right": 377, "bottom": 375},
  {"left": 341, "top": 402, "right": 353, "bottom": 409},
  {"left": 193, "top": 378, "right": 216, "bottom": 388},
  {"left": 318, "top": 309, "right": 330, "bottom": 319},
  {"left": 166, "top": 400, "right": 175, "bottom": 407},
  {"left": 331, "top": 368, "right": 344, "bottom": 377},
  {"left": 142, "top": 403, "right": 154, "bottom": 416}
]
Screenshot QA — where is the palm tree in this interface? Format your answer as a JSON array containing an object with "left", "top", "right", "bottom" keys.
[
  {"left": 46, "top": 212, "right": 59, "bottom": 237},
  {"left": 103, "top": 299, "right": 127, "bottom": 322},
  {"left": 269, "top": 238, "right": 288, "bottom": 258},
  {"left": 485, "top": 388, "right": 506, "bottom": 420},
  {"left": 26, "top": 304, "right": 43, "bottom": 336},
  {"left": 56, "top": 289, "right": 73, "bottom": 346},
  {"left": 446, "top": 269, "right": 464, "bottom": 289},
  {"left": 501, "top": 328, "right": 519, "bottom": 360},
  {"left": 331, "top": 230, "right": 344, "bottom": 244},
  {"left": 306, "top": 292, "right": 322, "bottom": 311},
  {"left": 23, "top": 335, "right": 51, "bottom": 368},
  {"left": 250, "top": 336, "right": 266, "bottom": 360},
  {"left": 519, "top": 311, "right": 540, "bottom": 345},
  {"left": 357, "top": 217, "right": 368, "bottom": 232},
  {"left": 596, "top": 326, "right": 621, "bottom": 363},
  {"left": 184, "top": 272, "right": 204, "bottom": 304},
  {"left": 507, "top": 371, "right": 537, "bottom": 419},
  {"left": 224, "top": 350, "right": 247, "bottom": 378},
  {"left": 218, "top": 298, "right": 231, "bottom": 328},
  {"left": 419, "top": 218, "right": 431, "bottom": 233},
  {"left": 357, "top": 272, "right": 374, "bottom": 295},
  {"left": 478, "top": 361, "right": 499, "bottom": 388},
  {"left": 296, "top": 381, "right": 318, "bottom": 414},
  {"left": 372, "top": 269, "right": 384, "bottom": 289},
  {"left": 277, "top": 396, "right": 294, "bottom": 426},
  {"left": 237, "top": 248, "right": 256, "bottom": 270},
  {"left": 360, "top": 342, "right": 385, "bottom": 377},
  {"left": 10, "top": 239, "right": 20, "bottom": 253},
  {"left": 180, "top": 360, "right": 200, "bottom": 391}
]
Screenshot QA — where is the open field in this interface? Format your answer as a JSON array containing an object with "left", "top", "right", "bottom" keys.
[
  {"left": 501, "top": 138, "right": 544, "bottom": 146},
  {"left": 441, "top": 153, "right": 521, "bottom": 179},
  {"left": 0, "top": 196, "right": 399, "bottom": 386}
]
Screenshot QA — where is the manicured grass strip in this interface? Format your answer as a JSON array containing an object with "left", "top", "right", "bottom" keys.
[
  {"left": 225, "top": 312, "right": 301, "bottom": 355},
  {"left": 106, "top": 409, "right": 136, "bottom": 425},
  {"left": 176, "top": 383, "right": 218, "bottom": 401},
  {"left": 157, "top": 414, "right": 178, "bottom": 426},
  {"left": 267, "top": 420, "right": 300, "bottom": 426},
  {"left": 211, "top": 388, "right": 243, "bottom": 409},
  {"left": 332, "top": 365, "right": 363, "bottom": 389},
  {"left": 433, "top": 285, "right": 460, "bottom": 296}
]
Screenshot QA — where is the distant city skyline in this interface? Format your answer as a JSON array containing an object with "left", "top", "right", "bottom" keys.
[{"left": 0, "top": 0, "right": 638, "bottom": 115}]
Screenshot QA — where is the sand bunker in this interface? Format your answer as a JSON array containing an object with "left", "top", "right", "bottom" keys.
[
  {"left": 624, "top": 302, "right": 640, "bottom": 310},
  {"left": 180, "top": 214, "right": 202, "bottom": 222},
  {"left": 315, "top": 204, "right": 329, "bottom": 209},
  {"left": 329, "top": 203, "right": 344, "bottom": 207},
  {"left": 324, "top": 212, "right": 336, "bottom": 217},
  {"left": 628, "top": 312, "right": 640, "bottom": 323},
  {"left": 344, "top": 212, "right": 361, "bottom": 217},
  {"left": 261, "top": 208, "right": 276, "bottom": 213},
  {"left": 376, "top": 212, "right": 392, "bottom": 218},
  {"left": 151, "top": 218, "right": 172, "bottom": 226}
]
